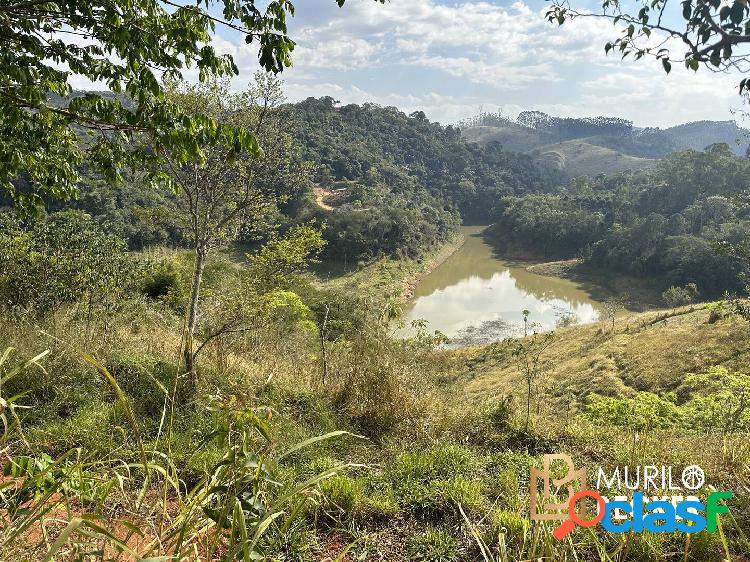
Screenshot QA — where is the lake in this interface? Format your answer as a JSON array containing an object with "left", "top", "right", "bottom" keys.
[{"left": 399, "top": 226, "right": 602, "bottom": 346}]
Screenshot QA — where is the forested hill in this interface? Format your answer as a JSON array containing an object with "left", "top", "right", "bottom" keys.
[
  {"left": 485, "top": 143, "right": 750, "bottom": 298},
  {"left": 291, "top": 97, "right": 554, "bottom": 222},
  {"left": 9, "top": 93, "right": 556, "bottom": 265},
  {"left": 285, "top": 97, "right": 559, "bottom": 262},
  {"left": 666, "top": 120, "right": 750, "bottom": 152},
  {"left": 461, "top": 110, "right": 750, "bottom": 178}
]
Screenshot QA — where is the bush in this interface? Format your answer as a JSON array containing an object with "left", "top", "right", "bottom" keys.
[
  {"left": 141, "top": 259, "right": 183, "bottom": 302},
  {"left": 408, "top": 529, "right": 463, "bottom": 562},
  {"left": 331, "top": 337, "right": 433, "bottom": 438},
  {"left": 0, "top": 210, "right": 133, "bottom": 315},
  {"left": 662, "top": 283, "right": 699, "bottom": 310}
]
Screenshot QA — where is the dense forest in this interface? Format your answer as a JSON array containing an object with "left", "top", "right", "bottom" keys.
[
  {"left": 485, "top": 143, "right": 750, "bottom": 297},
  {"left": 3, "top": 94, "right": 552, "bottom": 265}
]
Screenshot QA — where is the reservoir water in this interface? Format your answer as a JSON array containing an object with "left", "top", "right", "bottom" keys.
[{"left": 400, "top": 226, "right": 602, "bottom": 346}]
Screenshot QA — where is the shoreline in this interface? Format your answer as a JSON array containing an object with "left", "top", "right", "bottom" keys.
[
  {"left": 525, "top": 258, "right": 663, "bottom": 310},
  {"left": 401, "top": 230, "right": 467, "bottom": 300},
  {"left": 314, "top": 228, "right": 468, "bottom": 305},
  {"left": 525, "top": 258, "right": 582, "bottom": 278}
]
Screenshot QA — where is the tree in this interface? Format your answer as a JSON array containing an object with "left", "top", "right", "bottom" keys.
[
  {"left": 547, "top": 0, "right": 750, "bottom": 93},
  {"left": 662, "top": 283, "right": 699, "bottom": 310},
  {"left": 0, "top": 210, "right": 131, "bottom": 319},
  {"left": 163, "top": 75, "right": 313, "bottom": 393},
  {"left": 0, "top": 0, "right": 382, "bottom": 211},
  {"left": 602, "top": 294, "right": 629, "bottom": 332},
  {"left": 512, "top": 331, "right": 555, "bottom": 430},
  {"left": 195, "top": 224, "right": 325, "bottom": 368}
]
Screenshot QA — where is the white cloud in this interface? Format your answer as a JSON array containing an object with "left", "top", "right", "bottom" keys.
[
  {"left": 51, "top": 0, "right": 745, "bottom": 127},
  {"left": 285, "top": 0, "right": 619, "bottom": 88},
  {"left": 294, "top": 36, "right": 381, "bottom": 70},
  {"left": 213, "top": 0, "right": 746, "bottom": 127}
]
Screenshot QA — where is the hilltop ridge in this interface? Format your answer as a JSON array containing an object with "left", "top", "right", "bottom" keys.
[{"left": 460, "top": 110, "right": 749, "bottom": 177}]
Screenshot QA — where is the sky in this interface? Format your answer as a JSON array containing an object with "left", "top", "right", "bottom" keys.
[{"left": 210, "top": 0, "right": 748, "bottom": 128}]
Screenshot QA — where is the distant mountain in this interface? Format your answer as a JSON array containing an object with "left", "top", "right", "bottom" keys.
[
  {"left": 665, "top": 120, "right": 749, "bottom": 153},
  {"left": 460, "top": 111, "right": 749, "bottom": 178}
]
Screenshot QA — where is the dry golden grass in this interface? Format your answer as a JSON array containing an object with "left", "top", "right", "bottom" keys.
[{"left": 456, "top": 305, "right": 750, "bottom": 403}]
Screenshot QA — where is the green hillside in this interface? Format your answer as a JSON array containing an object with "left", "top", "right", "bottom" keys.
[
  {"left": 461, "top": 111, "right": 749, "bottom": 178},
  {"left": 459, "top": 304, "right": 749, "bottom": 402},
  {"left": 667, "top": 120, "right": 750, "bottom": 153},
  {"left": 461, "top": 123, "right": 656, "bottom": 177},
  {"left": 461, "top": 124, "right": 551, "bottom": 152},
  {"left": 532, "top": 139, "right": 656, "bottom": 176}
]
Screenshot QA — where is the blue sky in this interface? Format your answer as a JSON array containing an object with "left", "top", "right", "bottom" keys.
[{"left": 211, "top": 0, "right": 747, "bottom": 128}]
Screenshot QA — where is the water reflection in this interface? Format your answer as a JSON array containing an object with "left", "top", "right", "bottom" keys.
[{"left": 400, "top": 227, "right": 601, "bottom": 346}]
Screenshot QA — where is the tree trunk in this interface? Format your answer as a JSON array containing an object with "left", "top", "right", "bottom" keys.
[
  {"left": 525, "top": 370, "right": 532, "bottom": 431},
  {"left": 183, "top": 243, "right": 208, "bottom": 399},
  {"left": 319, "top": 304, "right": 329, "bottom": 385}
]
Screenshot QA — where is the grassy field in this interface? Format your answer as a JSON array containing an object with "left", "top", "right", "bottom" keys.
[
  {"left": 462, "top": 126, "right": 656, "bottom": 177},
  {"left": 455, "top": 304, "right": 749, "bottom": 401},
  {"left": 533, "top": 140, "right": 656, "bottom": 177},
  {"left": 2, "top": 248, "right": 750, "bottom": 561}
]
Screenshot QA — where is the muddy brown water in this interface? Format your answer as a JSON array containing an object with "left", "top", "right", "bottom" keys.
[{"left": 399, "top": 226, "right": 603, "bottom": 346}]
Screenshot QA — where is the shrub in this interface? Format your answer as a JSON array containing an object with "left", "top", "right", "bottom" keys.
[
  {"left": 105, "top": 354, "right": 175, "bottom": 419},
  {"left": 332, "top": 344, "right": 432, "bottom": 438},
  {"left": 585, "top": 392, "right": 683, "bottom": 431},
  {"left": 0, "top": 211, "right": 133, "bottom": 315},
  {"left": 662, "top": 283, "right": 699, "bottom": 310},
  {"left": 408, "top": 528, "right": 463, "bottom": 562},
  {"left": 141, "top": 259, "right": 183, "bottom": 302}
]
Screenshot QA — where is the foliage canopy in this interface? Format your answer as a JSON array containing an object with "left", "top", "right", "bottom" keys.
[{"left": 0, "top": 0, "right": 380, "bottom": 210}]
